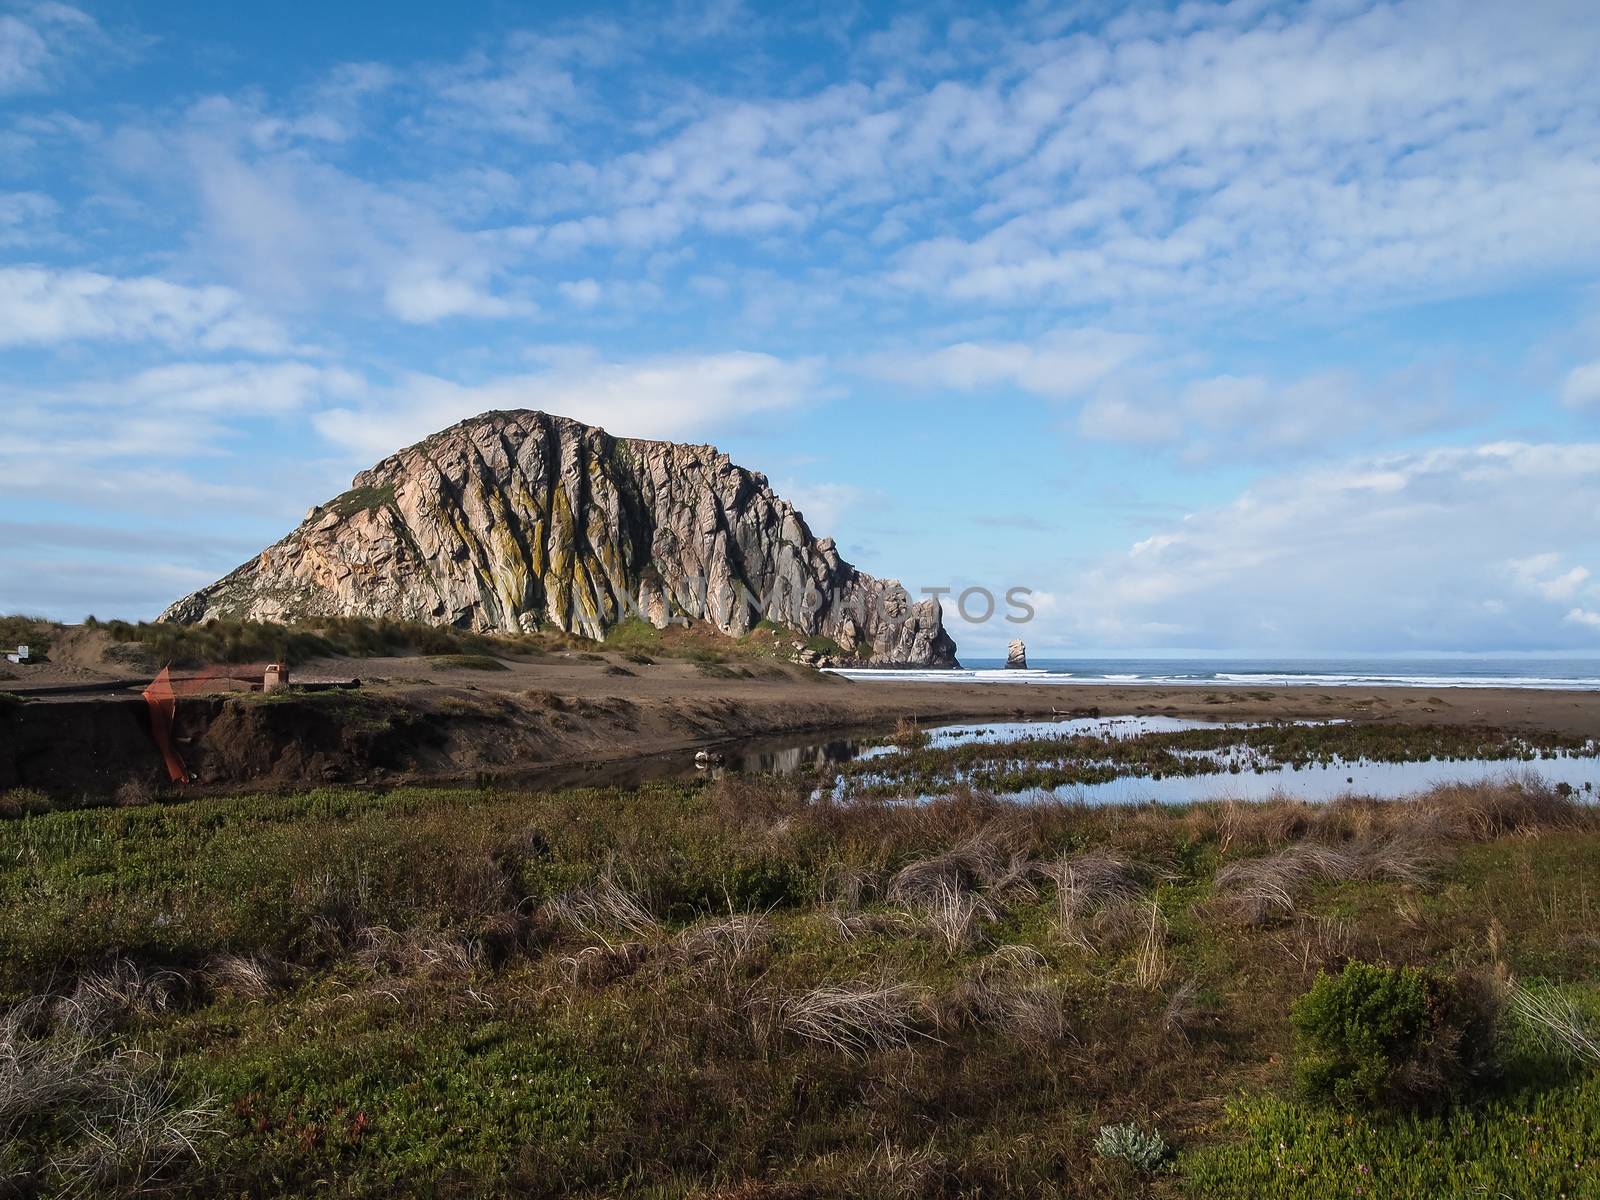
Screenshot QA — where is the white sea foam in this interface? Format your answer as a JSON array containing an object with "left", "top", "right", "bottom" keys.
[{"left": 827, "top": 664, "right": 1600, "bottom": 690}]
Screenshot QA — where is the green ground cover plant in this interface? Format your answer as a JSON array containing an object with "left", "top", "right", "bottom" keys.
[{"left": 0, "top": 771, "right": 1595, "bottom": 1197}]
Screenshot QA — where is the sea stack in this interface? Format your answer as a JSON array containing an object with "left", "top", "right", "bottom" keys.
[
  {"left": 161, "top": 410, "right": 959, "bottom": 668},
  {"left": 1006, "top": 639, "right": 1028, "bottom": 669}
]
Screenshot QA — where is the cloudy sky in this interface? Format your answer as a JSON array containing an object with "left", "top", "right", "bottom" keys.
[{"left": 2, "top": 0, "right": 1599, "bottom": 658}]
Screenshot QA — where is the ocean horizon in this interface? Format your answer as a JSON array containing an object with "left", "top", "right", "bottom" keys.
[{"left": 832, "top": 656, "right": 1600, "bottom": 690}]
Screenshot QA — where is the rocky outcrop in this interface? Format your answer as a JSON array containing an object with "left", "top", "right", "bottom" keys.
[
  {"left": 162, "top": 410, "right": 958, "bottom": 667},
  {"left": 1006, "top": 640, "right": 1027, "bottom": 670}
]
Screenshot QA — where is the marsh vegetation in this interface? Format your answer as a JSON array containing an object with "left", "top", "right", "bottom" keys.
[
  {"left": 828, "top": 720, "right": 1600, "bottom": 801},
  {"left": 1, "top": 766, "right": 1596, "bottom": 1197}
]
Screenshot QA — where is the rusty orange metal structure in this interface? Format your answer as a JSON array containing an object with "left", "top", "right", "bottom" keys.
[
  {"left": 142, "top": 667, "right": 188, "bottom": 784},
  {"left": 141, "top": 663, "right": 275, "bottom": 784}
]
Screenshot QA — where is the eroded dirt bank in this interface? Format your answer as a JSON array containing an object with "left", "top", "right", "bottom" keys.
[{"left": 4, "top": 654, "right": 1599, "bottom": 798}]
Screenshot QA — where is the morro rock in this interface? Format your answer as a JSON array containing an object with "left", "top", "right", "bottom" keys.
[
  {"left": 161, "top": 410, "right": 959, "bottom": 667},
  {"left": 1005, "top": 639, "right": 1028, "bottom": 669}
]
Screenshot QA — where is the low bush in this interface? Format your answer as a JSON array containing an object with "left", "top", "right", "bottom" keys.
[
  {"left": 423, "top": 654, "right": 509, "bottom": 672},
  {"left": 1094, "top": 1122, "right": 1168, "bottom": 1171},
  {"left": 601, "top": 618, "right": 663, "bottom": 654},
  {"left": 83, "top": 616, "right": 540, "bottom": 668},
  {"left": 1291, "top": 961, "right": 1497, "bottom": 1110},
  {"left": 0, "top": 614, "right": 51, "bottom": 658}
]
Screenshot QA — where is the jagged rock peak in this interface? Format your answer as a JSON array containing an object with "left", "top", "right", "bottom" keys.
[{"left": 161, "top": 410, "right": 959, "bottom": 667}]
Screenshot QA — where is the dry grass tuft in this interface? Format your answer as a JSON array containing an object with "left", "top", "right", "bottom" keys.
[
  {"left": 1134, "top": 900, "right": 1169, "bottom": 989},
  {"left": 1509, "top": 984, "right": 1600, "bottom": 1065},
  {"left": 559, "top": 942, "right": 651, "bottom": 988},
  {"left": 1163, "top": 978, "right": 1205, "bottom": 1042},
  {"left": 912, "top": 879, "right": 997, "bottom": 955},
  {"left": 1415, "top": 777, "right": 1588, "bottom": 841},
  {"left": 673, "top": 914, "right": 772, "bottom": 971},
  {"left": 1, "top": 1000, "right": 99, "bottom": 1132},
  {"left": 112, "top": 779, "right": 157, "bottom": 808},
  {"left": 854, "top": 1136, "right": 947, "bottom": 1199},
  {"left": 353, "top": 926, "right": 482, "bottom": 979},
  {"left": 48, "top": 1070, "right": 217, "bottom": 1195},
  {"left": 1274, "top": 914, "right": 1356, "bottom": 975},
  {"left": 1035, "top": 852, "right": 1149, "bottom": 950},
  {"left": 547, "top": 870, "right": 662, "bottom": 947},
  {"left": 942, "top": 950, "right": 1074, "bottom": 1047},
  {"left": 817, "top": 861, "right": 879, "bottom": 910},
  {"left": 886, "top": 834, "right": 1012, "bottom": 905},
  {"left": 1213, "top": 836, "right": 1440, "bottom": 924},
  {"left": 890, "top": 718, "right": 929, "bottom": 750},
  {"left": 1, "top": 998, "right": 216, "bottom": 1196},
  {"left": 203, "top": 954, "right": 288, "bottom": 1000},
  {"left": 55, "top": 963, "right": 186, "bottom": 1037},
  {"left": 294, "top": 865, "right": 373, "bottom": 947},
  {"left": 773, "top": 981, "right": 930, "bottom": 1058}
]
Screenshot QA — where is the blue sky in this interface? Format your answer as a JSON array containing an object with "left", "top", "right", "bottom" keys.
[{"left": 2, "top": 0, "right": 1599, "bottom": 657}]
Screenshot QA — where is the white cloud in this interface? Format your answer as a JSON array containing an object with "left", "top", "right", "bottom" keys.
[
  {"left": 3, "top": 361, "right": 365, "bottom": 504},
  {"left": 866, "top": 328, "right": 1148, "bottom": 398},
  {"left": 0, "top": 190, "right": 58, "bottom": 247},
  {"left": 419, "top": 26, "right": 619, "bottom": 142},
  {"left": 1104, "top": 366, "right": 1456, "bottom": 462},
  {"left": 874, "top": 327, "right": 1458, "bottom": 460},
  {"left": 72, "top": 1, "right": 1600, "bottom": 331},
  {"left": 0, "top": 3, "right": 98, "bottom": 95},
  {"left": 1567, "top": 608, "right": 1600, "bottom": 630},
  {"left": 130, "top": 99, "right": 528, "bottom": 324},
  {"left": 1051, "top": 442, "right": 1600, "bottom": 651},
  {"left": 558, "top": 277, "right": 603, "bottom": 307},
  {"left": 0, "top": 266, "right": 289, "bottom": 352},
  {"left": 1562, "top": 360, "right": 1600, "bottom": 409},
  {"left": 415, "top": 0, "right": 1600, "bottom": 320},
  {"left": 312, "top": 349, "right": 824, "bottom": 458},
  {"left": 383, "top": 273, "right": 524, "bottom": 323},
  {"left": 1506, "top": 554, "right": 1592, "bottom": 602},
  {"left": 882, "top": 2, "right": 1600, "bottom": 309},
  {"left": 773, "top": 481, "right": 870, "bottom": 540}
]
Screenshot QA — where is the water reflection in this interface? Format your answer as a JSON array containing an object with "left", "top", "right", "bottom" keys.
[{"left": 503, "top": 714, "right": 1600, "bottom": 807}]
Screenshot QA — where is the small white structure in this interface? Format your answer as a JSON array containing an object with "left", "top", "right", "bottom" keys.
[
  {"left": 263, "top": 662, "right": 289, "bottom": 693},
  {"left": 5, "top": 645, "right": 28, "bottom": 665}
]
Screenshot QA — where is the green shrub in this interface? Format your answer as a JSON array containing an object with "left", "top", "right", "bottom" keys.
[
  {"left": 659, "top": 855, "right": 814, "bottom": 918},
  {"left": 602, "top": 618, "right": 663, "bottom": 654},
  {"left": 0, "top": 614, "right": 51, "bottom": 659},
  {"left": 804, "top": 634, "right": 846, "bottom": 657},
  {"left": 424, "top": 654, "right": 509, "bottom": 672},
  {"left": 1094, "top": 1122, "right": 1168, "bottom": 1171},
  {"left": 84, "top": 615, "right": 546, "bottom": 668},
  {"left": 1291, "top": 962, "right": 1495, "bottom": 1110},
  {"left": 0, "top": 788, "right": 54, "bottom": 818}
]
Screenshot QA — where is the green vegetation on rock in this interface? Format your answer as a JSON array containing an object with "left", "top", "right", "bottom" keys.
[{"left": 327, "top": 483, "right": 398, "bottom": 519}]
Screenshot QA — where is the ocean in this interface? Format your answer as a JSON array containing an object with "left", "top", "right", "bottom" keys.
[{"left": 829, "top": 657, "right": 1600, "bottom": 691}]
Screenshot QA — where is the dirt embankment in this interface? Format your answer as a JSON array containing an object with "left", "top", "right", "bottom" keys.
[
  {"left": 5, "top": 642, "right": 1599, "bottom": 798},
  {"left": 2, "top": 681, "right": 985, "bottom": 798}
]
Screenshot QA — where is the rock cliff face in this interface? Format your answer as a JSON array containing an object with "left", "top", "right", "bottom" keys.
[{"left": 162, "top": 411, "right": 959, "bottom": 667}]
